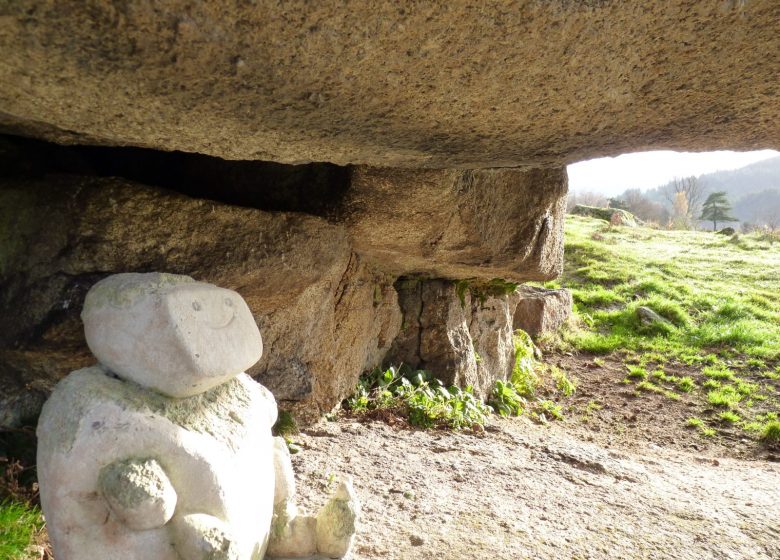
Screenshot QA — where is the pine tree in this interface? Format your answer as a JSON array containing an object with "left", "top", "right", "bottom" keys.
[{"left": 699, "top": 191, "right": 737, "bottom": 231}]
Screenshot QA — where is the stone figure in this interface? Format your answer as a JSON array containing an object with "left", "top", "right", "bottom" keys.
[{"left": 36, "top": 272, "right": 359, "bottom": 560}]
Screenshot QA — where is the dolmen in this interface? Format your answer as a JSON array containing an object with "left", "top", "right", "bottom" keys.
[{"left": 36, "top": 272, "right": 359, "bottom": 559}]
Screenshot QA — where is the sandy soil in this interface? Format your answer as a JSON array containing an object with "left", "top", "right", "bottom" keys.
[{"left": 290, "top": 415, "right": 780, "bottom": 560}]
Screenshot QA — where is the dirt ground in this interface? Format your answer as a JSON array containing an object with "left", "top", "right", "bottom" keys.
[
  {"left": 552, "top": 354, "right": 780, "bottom": 461},
  {"left": 290, "top": 355, "right": 780, "bottom": 560},
  {"left": 291, "top": 416, "right": 779, "bottom": 560}
]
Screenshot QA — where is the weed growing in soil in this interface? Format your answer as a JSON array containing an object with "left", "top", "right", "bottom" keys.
[
  {"left": 762, "top": 421, "right": 780, "bottom": 443},
  {"left": 488, "top": 333, "right": 576, "bottom": 422},
  {"left": 345, "top": 366, "right": 491, "bottom": 429}
]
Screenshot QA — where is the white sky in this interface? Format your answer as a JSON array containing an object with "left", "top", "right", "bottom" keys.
[{"left": 567, "top": 150, "right": 780, "bottom": 197}]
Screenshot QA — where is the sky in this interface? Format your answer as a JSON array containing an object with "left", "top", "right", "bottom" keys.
[{"left": 567, "top": 150, "right": 780, "bottom": 197}]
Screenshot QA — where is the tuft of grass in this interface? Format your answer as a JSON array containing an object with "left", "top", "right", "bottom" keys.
[
  {"left": 272, "top": 410, "right": 299, "bottom": 437},
  {"left": 686, "top": 417, "right": 704, "bottom": 428},
  {"left": 761, "top": 421, "right": 780, "bottom": 443},
  {"left": 0, "top": 500, "right": 44, "bottom": 560},
  {"left": 707, "top": 385, "right": 743, "bottom": 409},
  {"left": 718, "top": 410, "right": 741, "bottom": 424},
  {"left": 676, "top": 376, "right": 696, "bottom": 392},
  {"left": 626, "top": 365, "right": 648, "bottom": 380},
  {"left": 702, "top": 366, "right": 736, "bottom": 381}
]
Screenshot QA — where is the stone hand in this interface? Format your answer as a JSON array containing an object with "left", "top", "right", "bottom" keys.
[{"left": 98, "top": 457, "right": 177, "bottom": 531}]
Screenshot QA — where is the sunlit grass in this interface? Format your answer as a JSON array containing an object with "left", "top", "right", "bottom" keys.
[
  {"left": 560, "top": 216, "right": 780, "bottom": 361},
  {"left": 556, "top": 216, "right": 780, "bottom": 442}
]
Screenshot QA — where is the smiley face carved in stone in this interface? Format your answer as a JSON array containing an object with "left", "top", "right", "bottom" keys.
[{"left": 81, "top": 274, "right": 262, "bottom": 397}]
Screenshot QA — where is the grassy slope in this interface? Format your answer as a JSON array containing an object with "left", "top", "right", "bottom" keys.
[
  {"left": 555, "top": 216, "right": 780, "bottom": 359},
  {"left": 545, "top": 216, "right": 780, "bottom": 442}
]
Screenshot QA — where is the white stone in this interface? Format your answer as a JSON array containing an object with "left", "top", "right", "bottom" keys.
[
  {"left": 37, "top": 367, "right": 276, "bottom": 560},
  {"left": 81, "top": 273, "right": 263, "bottom": 398},
  {"left": 316, "top": 478, "right": 360, "bottom": 559},
  {"left": 37, "top": 273, "right": 359, "bottom": 560}
]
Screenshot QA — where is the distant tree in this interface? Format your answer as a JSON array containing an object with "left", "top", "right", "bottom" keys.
[
  {"left": 620, "top": 188, "right": 669, "bottom": 225},
  {"left": 663, "top": 176, "right": 706, "bottom": 220},
  {"left": 567, "top": 191, "right": 609, "bottom": 213},
  {"left": 699, "top": 191, "right": 737, "bottom": 230},
  {"left": 670, "top": 191, "right": 691, "bottom": 229}
]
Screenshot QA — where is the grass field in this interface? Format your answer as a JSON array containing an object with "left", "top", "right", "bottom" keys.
[{"left": 544, "top": 216, "right": 780, "bottom": 445}]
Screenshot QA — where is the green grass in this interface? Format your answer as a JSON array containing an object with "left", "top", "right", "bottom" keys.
[
  {"left": 762, "top": 421, "right": 780, "bottom": 443},
  {"left": 555, "top": 216, "right": 780, "bottom": 441},
  {"left": 0, "top": 500, "right": 43, "bottom": 560},
  {"left": 345, "top": 331, "right": 576, "bottom": 428},
  {"left": 707, "top": 385, "right": 743, "bottom": 409},
  {"left": 560, "top": 216, "right": 780, "bottom": 360}
]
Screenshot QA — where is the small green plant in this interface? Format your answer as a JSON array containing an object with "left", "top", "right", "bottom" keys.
[
  {"left": 490, "top": 380, "right": 526, "bottom": 417},
  {"left": 686, "top": 417, "right": 704, "bottom": 428},
  {"left": 718, "top": 410, "right": 740, "bottom": 424},
  {"left": 272, "top": 410, "right": 299, "bottom": 437},
  {"left": 702, "top": 366, "right": 736, "bottom": 381},
  {"left": 626, "top": 365, "right": 648, "bottom": 380},
  {"left": 552, "top": 367, "right": 577, "bottom": 397},
  {"left": 761, "top": 421, "right": 780, "bottom": 443},
  {"left": 636, "top": 380, "right": 662, "bottom": 394},
  {"left": 0, "top": 500, "right": 43, "bottom": 560},
  {"left": 536, "top": 400, "right": 564, "bottom": 421},
  {"left": 512, "top": 330, "right": 538, "bottom": 395},
  {"left": 676, "top": 376, "right": 696, "bottom": 392},
  {"left": 707, "top": 385, "right": 742, "bottom": 409},
  {"left": 701, "top": 427, "right": 717, "bottom": 437}
]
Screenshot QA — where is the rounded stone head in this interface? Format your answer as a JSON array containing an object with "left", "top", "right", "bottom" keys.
[{"left": 82, "top": 273, "right": 263, "bottom": 398}]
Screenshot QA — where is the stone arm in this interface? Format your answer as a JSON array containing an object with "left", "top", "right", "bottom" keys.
[{"left": 98, "top": 457, "right": 177, "bottom": 531}]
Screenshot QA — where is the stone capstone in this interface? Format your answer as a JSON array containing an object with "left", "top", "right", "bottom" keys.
[
  {"left": 387, "top": 279, "right": 518, "bottom": 400},
  {"left": 513, "top": 286, "right": 573, "bottom": 337},
  {"left": 0, "top": 2, "right": 778, "bottom": 167}
]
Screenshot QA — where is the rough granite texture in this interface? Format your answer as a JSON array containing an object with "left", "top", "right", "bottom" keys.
[
  {"left": 0, "top": 175, "right": 395, "bottom": 425},
  {"left": 1, "top": 2, "right": 778, "bottom": 167},
  {"left": 387, "top": 279, "right": 518, "bottom": 399},
  {"left": 344, "top": 166, "right": 566, "bottom": 281}
]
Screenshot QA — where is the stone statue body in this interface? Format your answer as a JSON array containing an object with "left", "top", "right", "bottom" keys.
[{"left": 37, "top": 273, "right": 357, "bottom": 560}]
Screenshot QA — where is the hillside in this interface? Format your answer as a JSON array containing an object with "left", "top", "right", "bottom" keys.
[{"left": 647, "top": 156, "right": 780, "bottom": 227}]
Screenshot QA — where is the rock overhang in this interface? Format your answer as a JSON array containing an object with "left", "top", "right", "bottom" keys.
[{"left": 0, "top": 1, "right": 778, "bottom": 167}]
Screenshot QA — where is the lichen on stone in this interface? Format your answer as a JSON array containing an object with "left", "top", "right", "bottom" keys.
[
  {"left": 45, "top": 366, "right": 256, "bottom": 452},
  {"left": 99, "top": 457, "right": 168, "bottom": 509}
]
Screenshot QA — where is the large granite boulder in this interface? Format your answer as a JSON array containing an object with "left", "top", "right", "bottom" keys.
[
  {"left": 344, "top": 166, "right": 567, "bottom": 281},
  {"left": 0, "top": 174, "right": 398, "bottom": 426},
  {"left": 0, "top": 2, "right": 778, "bottom": 166}
]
